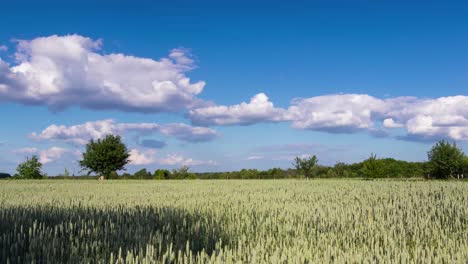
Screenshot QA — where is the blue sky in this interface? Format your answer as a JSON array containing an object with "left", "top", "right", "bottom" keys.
[{"left": 0, "top": 0, "right": 467, "bottom": 175}]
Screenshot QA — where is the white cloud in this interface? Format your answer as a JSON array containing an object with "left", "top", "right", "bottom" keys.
[
  {"left": 158, "top": 154, "right": 216, "bottom": 166},
  {"left": 384, "top": 96, "right": 468, "bottom": 141},
  {"left": 129, "top": 149, "right": 156, "bottom": 165},
  {"left": 189, "top": 93, "right": 387, "bottom": 132},
  {"left": 1, "top": 34, "right": 467, "bottom": 143},
  {"left": 169, "top": 48, "right": 195, "bottom": 69},
  {"left": 0, "top": 34, "right": 206, "bottom": 112},
  {"left": 189, "top": 93, "right": 286, "bottom": 125},
  {"left": 247, "top": 155, "right": 263, "bottom": 160},
  {"left": 286, "top": 94, "right": 386, "bottom": 132},
  {"left": 13, "top": 147, "right": 38, "bottom": 154},
  {"left": 128, "top": 149, "right": 215, "bottom": 167},
  {"left": 0, "top": 45, "right": 7, "bottom": 52},
  {"left": 39, "top": 147, "right": 73, "bottom": 164},
  {"left": 30, "top": 119, "right": 218, "bottom": 144},
  {"left": 191, "top": 92, "right": 468, "bottom": 141},
  {"left": 287, "top": 94, "right": 468, "bottom": 141},
  {"left": 383, "top": 118, "right": 404, "bottom": 128},
  {"left": 288, "top": 94, "right": 468, "bottom": 140},
  {"left": 13, "top": 147, "right": 77, "bottom": 164}
]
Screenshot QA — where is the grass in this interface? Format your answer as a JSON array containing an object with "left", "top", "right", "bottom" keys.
[{"left": 0, "top": 179, "right": 467, "bottom": 263}]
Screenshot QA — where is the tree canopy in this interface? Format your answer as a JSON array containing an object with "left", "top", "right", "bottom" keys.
[
  {"left": 427, "top": 140, "right": 465, "bottom": 179},
  {"left": 79, "top": 135, "right": 130, "bottom": 179},
  {"left": 16, "top": 155, "right": 44, "bottom": 179},
  {"left": 293, "top": 155, "right": 318, "bottom": 178}
]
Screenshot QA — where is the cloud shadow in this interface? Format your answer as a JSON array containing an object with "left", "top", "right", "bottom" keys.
[{"left": 0, "top": 205, "right": 229, "bottom": 262}]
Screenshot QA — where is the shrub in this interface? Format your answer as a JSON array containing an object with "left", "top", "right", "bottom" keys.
[
  {"left": 134, "top": 169, "right": 152, "bottom": 179},
  {"left": 0, "top": 172, "right": 11, "bottom": 179},
  {"left": 16, "top": 155, "right": 44, "bottom": 179},
  {"left": 171, "top": 166, "right": 190, "bottom": 179},
  {"left": 427, "top": 140, "right": 465, "bottom": 179},
  {"left": 154, "top": 169, "right": 171, "bottom": 180},
  {"left": 360, "top": 153, "right": 383, "bottom": 178}
]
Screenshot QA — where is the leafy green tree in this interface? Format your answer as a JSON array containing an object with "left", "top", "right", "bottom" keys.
[
  {"left": 16, "top": 155, "right": 44, "bottom": 179},
  {"left": 134, "top": 168, "right": 151, "bottom": 179},
  {"left": 187, "top": 173, "right": 197, "bottom": 179},
  {"left": 267, "top": 168, "right": 284, "bottom": 178},
  {"left": 360, "top": 153, "right": 384, "bottom": 178},
  {"left": 79, "top": 135, "right": 130, "bottom": 179},
  {"left": 427, "top": 140, "right": 465, "bottom": 179},
  {"left": 154, "top": 169, "right": 170, "bottom": 179},
  {"left": 171, "top": 166, "right": 190, "bottom": 179},
  {"left": 293, "top": 155, "right": 318, "bottom": 178},
  {"left": 332, "top": 162, "right": 350, "bottom": 177}
]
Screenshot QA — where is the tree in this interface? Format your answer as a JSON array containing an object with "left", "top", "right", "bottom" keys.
[
  {"left": 293, "top": 155, "right": 318, "bottom": 178},
  {"left": 427, "top": 140, "right": 465, "bottom": 179},
  {"left": 332, "top": 162, "right": 352, "bottom": 178},
  {"left": 171, "top": 166, "right": 190, "bottom": 179},
  {"left": 360, "top": 153, "right": 384, "bottom": 178},
  {"left": 59, "top": 168, "right": 71, "bottom": 177},
  {"left": 79, "top": 135, "right": 130, "bottom": 179},
  {"left": 134, "top": 168, "right": 151, "bottom": 179},
  {"left": 154, "top": 169, "right": 170, "bottom": 179},
  {"left": 16, "top": 155, "right": 44, "bottom": 179}
]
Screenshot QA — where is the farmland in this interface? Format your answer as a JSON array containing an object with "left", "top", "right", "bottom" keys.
[{"left": 0, "top": 180, "right": 467, "bottom": 263}]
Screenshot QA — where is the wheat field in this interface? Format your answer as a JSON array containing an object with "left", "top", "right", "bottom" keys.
[{"left": 0, "top": 179, "right": 466, "bottom": 263}]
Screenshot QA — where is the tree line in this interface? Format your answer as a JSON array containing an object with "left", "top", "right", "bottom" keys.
[{"left": 2, "top": 135, "right": 467, "bottom": 180}]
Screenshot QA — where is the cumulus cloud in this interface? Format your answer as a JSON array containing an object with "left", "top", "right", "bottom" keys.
[
  {"left": 30, "top": 119, "right": 218, "bottom": 145},
  {"left": 158, "top": 154, "right": 216, "bottom": 166},
  {"left": 13, "top": 147, "right": 77, "bottom": 164},
  {"left": 129, "top": 149, "right": 156, "bottom": 165},
  {"left": 383, "top": 118, "right": 404, "bottom": 128},
  {"left": 39, "top": 147, "right": 73, "bottom": 164},
  {"left": 189, "top": 93, "right": 287, "bottom": 125},
  {"left": 286, "top": 94, "right": 386, "bottom": 132},
  {"left": 128, "top": 148, "right": 215, "bottom": 166},
  {"left": 189, "top": 93, "right": 387, "bottom": 132},
  {"left": 287, "top": 94, "right": 468, "bottom": 141},
  {"left": 190, "top": 92, "right": 468, "bottom": 141},
  {"left": 1, "top": 34, "right": 466, "bottom": 143},
  {"left": 0, "top": 34, "right": 206, "bottom": 112},
  {"left": 383, "top": 96, "right": 468, "bottom": 141}
]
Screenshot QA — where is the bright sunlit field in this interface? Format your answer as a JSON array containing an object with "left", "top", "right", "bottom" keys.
[{"left": 0, "top": 179, "right": 467, "bottom": 263}]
